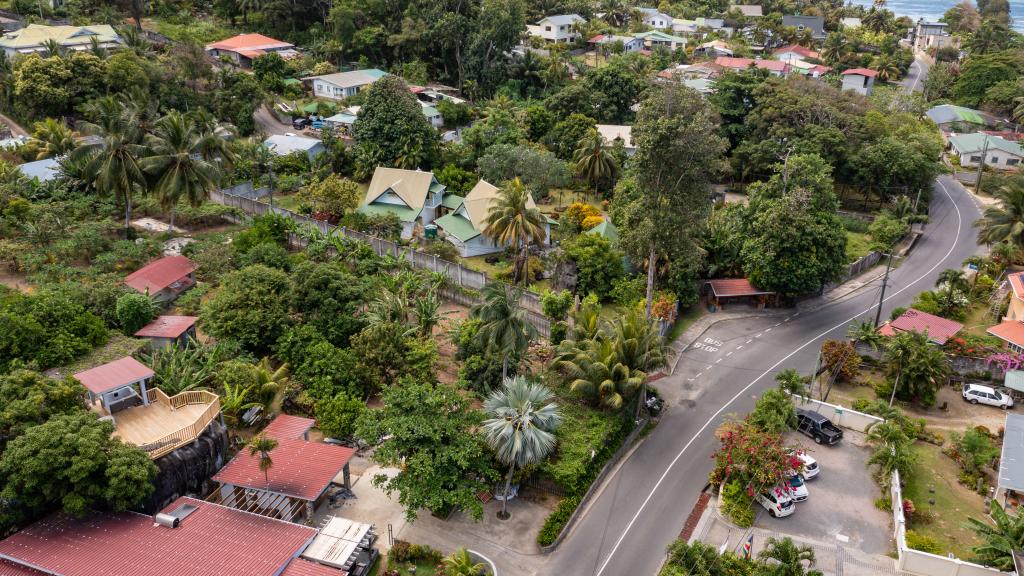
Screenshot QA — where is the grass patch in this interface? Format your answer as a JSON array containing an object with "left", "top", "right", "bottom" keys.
[
  {"left": 961, "top": 302, "right": 995, "bottom": 338},
  {"left": 846, "top": 231, "right": 873, "bottom": 264},
  {"left": 57, "top": 333, "right": 148, "bottom": 376},
  {"left": 902, "top": 442, "right": 986, "bottom": 559},
  {"left": 391, "top": 562, "right": 439, "bottom": 575},
  {"left": 666, "top": 305, "right": 705, "bottom": 343},
  {"left": 149, "top": 17, "right": 238, "bottom": 44}
]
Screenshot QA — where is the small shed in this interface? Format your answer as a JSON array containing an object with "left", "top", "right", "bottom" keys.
[
  {"left": 124, "top": 255, "right": 196, "bottom": 303},
  {"left": 134, "top": 315, "right": 198, "bottom": 350},
  {"left": 997, "top": 413, "right": 1024, "bottom": 510},
  {"left": 74, "top": 357, "right": 155, "bottom": 419},
  {"left": 705, "top": 278, "right": 776, "bottom": 310}
]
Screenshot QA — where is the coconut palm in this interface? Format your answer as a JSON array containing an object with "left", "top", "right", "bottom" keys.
[
  {"left": 573, "top": 129, "right": 617, "bottom": 198},
  {"left": 872, "top": 55, "right": 901, "bottom": 82},
  {"left": 965, "top": 503, "right": 1024, "bottom": 570},
  {"left": 252, "top": 357, "right": 289, "bottom": 421},
  {"left": 884, "top": 330, "right": 951, "bottom": 406},
  {"left": 188, "top": 107, "right": 236, "bottom": 168},
  {"left": 976, "top": 181, "right": 1024, "bottom": 249},
  {"left": 482, "top": 377, "right": 561, "bottom": 519},
  {"left": 472, "top": 283, "right": 537, "bottom": 380},
  {"left": 482, "top": 178, "right": 546, "bottom": 285},
  {"left": 865, "top": 420, "right": 916, "bottom": 480},
  {"left": 441, "top": 548, "right": 486, "bottom": 576},
  {"left": 220, "top": 381, "right": 260, "bottom": 428},
  {"left": 991, "top": 241, "right": 1020, "bottom": 266},
  {"left": 40, "top": 38, "right": 63, "bottom": 58},
  {"left": 756, "top": 537, "right": 823, "bottom": 576},
  {"left": 73, "top": 97, "right": 146, "bottom": 235},
  {"left": 936, "top": 268, "right": 970, "bottom": 311},
  {"left": 847, "top": 319, "right": 884, "bottom": 350},
  {"left": 31, "top": 118, "right": 76, "bottom": 160},
  {"left": 140, "top": 110, "right": 219, "bottom": 229},
  {"left": 247, "top": 435, "right": 279, "bottom": 485},
  {"left": 821, "top": 32, "right": 850, "bottom": 65},
  {"left": 610, "top": 306, "right": 665, "bottom": 418}
]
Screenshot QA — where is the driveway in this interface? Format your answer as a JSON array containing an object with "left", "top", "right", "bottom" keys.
[
  {"left": 756, "top": 431, "right": 891, "bottom": 555},
  {"left": 254, "top": 104, "right": 295, "bottom": 136},
  {"left": 900, "top": 54, "right": 930, "bottom": 93}
]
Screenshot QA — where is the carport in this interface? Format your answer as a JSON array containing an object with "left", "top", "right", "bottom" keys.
[{"left": 705, "top": 278, "right": 777, "bottom": 311}]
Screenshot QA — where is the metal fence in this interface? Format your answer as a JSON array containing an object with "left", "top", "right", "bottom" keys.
[{"left": 209, "top": 187, "right": 551, "bottom": 336}]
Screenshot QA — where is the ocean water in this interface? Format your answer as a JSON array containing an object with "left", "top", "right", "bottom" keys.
[{"left": 846, "top": 0, "right": 1024, "bottom": 31}]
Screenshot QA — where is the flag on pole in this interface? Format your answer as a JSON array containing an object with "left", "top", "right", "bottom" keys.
[{"left": 742, "top": 534, "right": 754, "bottom": 559}]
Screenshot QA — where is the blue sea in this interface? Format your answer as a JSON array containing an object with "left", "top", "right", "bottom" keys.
[{"left": 846, "top": 0, "right": 1024, "bottom": 31}]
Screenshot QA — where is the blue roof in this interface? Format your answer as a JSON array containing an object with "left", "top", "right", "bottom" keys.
[{"left": 18, "top": 157, "right": 60, "bottom": 182}]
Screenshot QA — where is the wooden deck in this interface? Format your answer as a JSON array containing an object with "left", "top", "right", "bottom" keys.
[{"left": 90, "top": 389, "right": 220, "bottom": 458}]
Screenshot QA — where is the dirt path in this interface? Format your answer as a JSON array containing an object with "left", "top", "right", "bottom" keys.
[
  {"left": 0, "top": 269, "right": 31, "bottom": 293},
  {"left": 0, "top": 112, "right": 29, "bottom": 137}
]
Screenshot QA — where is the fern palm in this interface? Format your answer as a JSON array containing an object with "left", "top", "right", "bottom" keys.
[
  {"left": 441, "top": 548, "right": 486, "bottom": 576},
  {"left": 557, "top": 337, "right": 644, "bottom": 409},
  {"left": 482, "top": 178, "right": 546, "bottom": 285},
  {"left": 220, "top": 382, "right": 260, "bottom": 428},
  {"left": 756, "top": 537, "right": 823, "bottom": 576},
  {"left": 32, "top": 118, "right": 76, "bottom": 160},
  {"left": 482, "top": 377, "right": 561, "bottom": 519},
  {"left": 965, "top": 504, "right": 1024, "bottom": 570}
]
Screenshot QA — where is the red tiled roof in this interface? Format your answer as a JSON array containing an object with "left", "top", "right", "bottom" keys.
[
  {"left": 707, "top": 278, "right": 774, "bottom": 298},
  {"left": 714, "top": 56, "right": 788, "bottom": 72},
  {"left": 0, "top": 498, "right": 317, "bottom": 576},
  {"left": 134, "top": 315, "right": 198, "bottom": 338},
  {"left": 206, "top": 33, "right": 293, "bottom": 52},
  {"left": 0, "top": 560, "right": 43, "bottom": 576},
  {"left": 884, "top": 308, "right": 963, "bottom": 344},
  {"left": 773, "top": 44, "right": 819, "bottom": 59},
  {"left": 73, "top": 356, "right": 154, "bottom": 395},
  {"left": 588, "top": 34, "right": 606, "bottom": 43},
  {"left": 1009, "top": 271, "right": 1024, "bottom": 300},
  {"left": 281, "top": 558, "right": 344, "bottom": 576},
  {"left": 124, "top": 255, "right": 196, "bottom": 294},
  {"left": 262, "top": 414, "right": 316, "bottom": 441},
  {"left": 842, "top": 67, "right": 877, "bottom": 77},
  {"left": 213, "top": 438, "right": 355, "bottom": 501},
  {"left": 989, "top": 321, "right": 1024, "bottom": 348}
]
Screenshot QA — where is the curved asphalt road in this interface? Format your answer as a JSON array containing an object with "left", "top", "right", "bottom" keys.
[{"left": 545, "top": 177, "right": 983, "bottom": 576}]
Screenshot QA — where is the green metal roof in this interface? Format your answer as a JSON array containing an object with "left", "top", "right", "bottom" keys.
[
  {"left": 587, "top": 220, "right": 619, "bottom": 244},
  {"left": 302, "top": 102, "right": 319, "bottom": 113},
  {"left": 442, "top": 194, "right": 464, "bottom": 210},
  {"left": 435, "top": 213, "right": 480, "bottom": 242},
  {"left": 949, "top": 133, "right": 1023, "bottom": 157},
  {"left": 429, "top": 182, "right": 445, "bottom": 194},
  {"left": 358, "top": 202, "right": 420, "bottom": 223},
  {"left": 283, "top": 78, "right": 301, "bottom": 85}
]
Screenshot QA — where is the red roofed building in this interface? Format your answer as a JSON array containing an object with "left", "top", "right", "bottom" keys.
[
  {"left": 773, "top": 44, "right": 820, "bottom": 62},
  {"left": 213, "top": 436, "right": 355, "bottom": 522},
  {"left": 262, "top": 413, "right": 316, "bottom": 441},
  {"left": 124, "top": 255, "right": 196, "bottom": 303},
  {"left": 714, "top": 56, "right": 789, "bottom": 76},
  {"left": 841, "top": 68, "right": 877, "bottom": 96},
  {"left": 134, "top": 315, "right": 198, "bottom": 350},
  {"left": 878, "top": 308, "right": 963, "bottom": 345},
  {"left": 987, "top": 272, "right": 1024, "bottom": 352},
  {"left": 0, "top": 498, "right": 346, "bottom": 576},
  {"left": 705, "top": 278, "right": 776, "bottom": 310},
  {"left": 205, "top": 33, "right": 297, "bottom": 67}
]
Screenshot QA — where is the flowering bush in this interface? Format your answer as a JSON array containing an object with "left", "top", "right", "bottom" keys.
[
  {"left": 580, "top": 215, "right": 604, "bottom": 230},
  {"left": 651, "top": 294, "right": 677, "bottom": 323}
]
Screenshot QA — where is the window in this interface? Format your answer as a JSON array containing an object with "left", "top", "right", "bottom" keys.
[
  {"left": 970, "top": 155, "right": 982, "bottom": 163},
  {"left": 544, "top": 26, "right": 551, "bottom": 31},
  {"left": 1009, "top": 159, "right": 1020, "bottom": 166},
  {"left": 991, "top": 156, "right": 1000, "bottom": 164},
  {"left": 1011, "top": 342, "right": 1023, "bottom": 354}
]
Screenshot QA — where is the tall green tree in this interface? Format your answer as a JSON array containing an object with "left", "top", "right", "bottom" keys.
[
  {"left": 352, "top": 75, "right": 436, "bottom": 177},
  {"left": 472, "top": 283, "right": 537, "bottom": 379},
  {"left": 141, "top": 111, "right": 219, "bottom": 229},
  {"left": 866, "top": 420, "right": 916, "bottom": 481},
  {"left": 0, "top": 369, "right": 84, "bottom": 452},
  {"left": 483, "top": 178, "right": 546, "bottom": 285},
  {"left": 884, "top": 330, "right": 951, "bottom": 406},
  {"left": 482, "top": 377, "right": 561, "bottom": 519},
  {"left": 573, "top": 129, "right": 617, "bottom": 197},
  {"left": 976, "top": 179, "right": 1024, "bottom": 249},
  {"left": 615, "top": 83, "right": 728, "bottom": 316}
]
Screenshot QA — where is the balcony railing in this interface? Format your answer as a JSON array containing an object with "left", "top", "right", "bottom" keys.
[{"left": 142, "top": 389, "right": 221, "bottom": 459}]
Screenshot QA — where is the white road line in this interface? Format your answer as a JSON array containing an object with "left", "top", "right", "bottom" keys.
[
  {"left": 765, "top": 328, "right": 772, "bottom": 333},
  {"left": 745, "top": 339, "right": 753, "bottom": 344},
  {"left": 726, "top": 351, "right": 734, "bottom": 357},
  {"left": 688, "top": 378, "right": 694, "bottom": 382},
  {"left": 755, "top": 333, "right": 762, "bottom": 338},
  {"left": 736, "top": 345, "right": 743, "bottom": 350},
  {"left": 715, "top": 358, "right": 722, "bottom": 364},
  {"left": 694, "top": 372, "right": 703, "bottom": 378},
  {"left": 592, "top": 179, "right": 966, "bottom": 576},
  {"left": 773, "top": 322, "right": 781, "bottom": 327}
]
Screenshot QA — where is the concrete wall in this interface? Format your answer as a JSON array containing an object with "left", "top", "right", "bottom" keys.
[{"left": 791, "top": 396, "right": 883, "bottom": 433}]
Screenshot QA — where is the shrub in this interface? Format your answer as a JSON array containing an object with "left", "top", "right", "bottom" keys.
[
  {"left": 537, "top": 495, "right": 581, "bottom": 547},
  {"left": 550, "top": 320, "right": 568, "bottom": 346},
  {"left": 233, "top": 213, "right": 293, "bottom": 255},
  {"left": 237, "top": 242, "right": 291, "bottom": 271},
  {"left": 821, "top": 339, "right": 860, "bottom": 382},
  {"left": 839, "top": 214, "right": 870, "bottom": 233},
  {"left": 174, "top": 282, "right": 211, "bottom": 315},
  {"left": 315, "top": 393, "right": 366, "bottom": 439},
  {"left": 874, "top": 497, "right": 891, "bottom": 511},
  {"left": 610, "top": 275, "right": 646, "bottom": 307},
  {"left": 905, "top": 530, "right": 942, "bottom": 554},
  {"left": 721, "top": 480, "right": 754, "bottom": 527},
  {"left": 747, "top": 388, "right": 796, "bottom": 434},
  {"left": 115, "top": 293, "right": 156, "bottom": 335},
  {"left": 564, "top": 234, "right": 623, "bottom": 299},
  {"left": 581, "top": 215, "right": 604, "bottom": 230},
  {"left": 868, "top": 212, "right": 910, "bottom": 251},
  {"left": 540, "top": 289, "right": 573, "bottom": 321}
]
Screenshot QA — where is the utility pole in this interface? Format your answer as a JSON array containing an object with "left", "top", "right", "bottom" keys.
[
  {"left": 874, "top": 250, "right": 895, "bottom": 327},
  {"left": 975, "top": 135, "right": 990, "bottom": 194}
]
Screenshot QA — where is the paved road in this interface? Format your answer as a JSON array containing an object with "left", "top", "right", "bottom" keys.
[
  {"left": 901, "top": 53, "right": 930, "bottom": 94},
  {"left": 254, "top": 104, "right": 295, "bottom": 136},
  {"left": 545, "top": 177, "right": 983, "bottom": 576}
]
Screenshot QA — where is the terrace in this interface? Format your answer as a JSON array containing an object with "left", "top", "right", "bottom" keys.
[{"left": 76, "top": 357, "right": 220, "bottom": 459}]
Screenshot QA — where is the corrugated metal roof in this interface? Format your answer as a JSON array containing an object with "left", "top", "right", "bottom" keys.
[
  {"left": 888, "top": 308, "right": 963, "bottom": 345},
  {"left": 1005, "top": 371, "right": 1024, "bottom": 393},
  {"left": 707, "top": 278, "right": 773, "bottom": 297},
  {"left": 213, "top": 438, "right": 355, "bottom": 501},
  {"left": 73, "top": 356, "right": 153, "bottom": 395},
  {"left": 134, "top": 315, "right": 198, "bottom": 338},
  {"left": 206, "top": 33, "right": 293, "bottom": 52},
  {"left": 0, "top": 497, "right": 317, "bottom": 576},
  {"left": 281, "top": 558, "right": 345, "bottom": 576},
  {"left": 124, "top": 255, "right": 196, "bottom": 294},
  {"left": 262, "top": 414, "right": 316, "bottom": 441},
  {"left": 1000, "top": 414, "right": 1024, "bottom": 492},
  {"left": 0, "top": 560, "right": 43, "bottom": 576}
]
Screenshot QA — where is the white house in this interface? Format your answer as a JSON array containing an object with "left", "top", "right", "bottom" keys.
[
  {"left": 635, "top": 30, "right": 688, "bottom": 51},
  {"left": 421, "top": 102, "right": 443, "bottom": 128},
  {"left": 840, "top": 17, "right": 862, "bottom": 29},
  {"left": 694, "top": 39, "right": 733, "bottom": 57},
  {"left": 840, "top": 68, "right": 876, "bottom": 96},
  {"left": 773, "top": 44, "right": 820, "bottom": 64},
  {"left": 596, "top": 124, "right": 636, "bottom": 155},
  {"left": 305, "top": 69, "right": 388, "bottom": 100},
  {"left": 527, "top": 14, "right": 586, "bottom": 43},
  {"left": 948, "top": 133, "right": 1023, "bottom": 169},
  {"left": 0, "top": 24, "right": 122, "bottom": 57},
  {"left": 204, "top": 33, "right": 297, "bottom": 68},
  {"left": 673, "top": 18, "right": 733, "bottom": 39},
  {"left": 914, "top": 20, "right": 959, "bottom": 51},
  {"left": 637, "top": 7, "right": 673, "bottom": 29},
  {"left": 359, "top": 167, "right": 447, "bottom": 239},
  {"left": 263, "top": 134, "right": 325, "bottom": 161},
  {"left": 434, "top": 180, "right": 551, "bottom": 256},
  {"left": 589, "top": 34, "right": 644, "bottom": 52}
]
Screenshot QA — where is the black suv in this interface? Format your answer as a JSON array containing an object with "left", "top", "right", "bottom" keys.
[{"left": 796, "top": 409, "right": 843, "bottom": 445}]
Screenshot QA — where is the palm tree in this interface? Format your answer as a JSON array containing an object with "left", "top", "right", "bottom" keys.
[
  {"left": 965, "top": 503, "right": 1024, "bottom": 570},
  {"left": 848, "top": 320, "right": 883, "bottom": 351},
  {"left": 936, "top": 268, "right": 970, "bottom": 311},
  {"left": 220, "top": 381, "right": 260, "bottom": 428},
  {"left": 872, "top": 56, "right": 901, "bottom": 82},
  {"left": 32, "top": 118, "right": 76, "bottom": 160},
  {"left": 482, "top": 178, "right": 546, "bottom": 285},
  {"left": 756, "top": 537, "right": 823, "bottom": 576},
  {"left": 73, "top": 97, "right": 146, "bottom": 235},
  {"left": 482, "top": 377, "right": 561, "bottom": 519},
  {"left": 821, "top": 32, "right": 850, "bottom": 65},
  {"left": 441, "top": 548, "right": 486, "bottom": 576},
  {"left": 88, "top": 36, "right": 109, "bottom": 60},
  {"left": 41, "top": 38, "right": 63, "bottom": 58},
  {"left": 991, "top": 241, "right": 1020, "bottom": 267},
  {"left": 557, "top": 337, "right": 644, "bottom": 409},
  {"left": 472, "top": 283, "right": 537, "bottom": 380},
  {"left": 412, "top": 290, "right": 447, "bottom": 336},
  {"left": 609, "top": 306, "right": 665, "bottom": 419},
  {"left": 253, "top": 357, "right": 289, "bottom": 421},
  {"left": 140, "top": 111, "right": 219, "bottom": 229},
  {"left": 247, "top": 435, "right": 279, "bottom": 485},
  {"left": 1013, "top": 96, "right": 1024, "bottom": 124},
  {"left": 976, "top": 181, "right": 1024, "bottom": 250},
  {"left": 865, "top": 420, "right": 916, "bottom": 481},
  {"left": 884, "top": 330, "right": 950, "bottom": 406},
  {"left": 573, "top": 129, "right": 617, "bottom": 198}
]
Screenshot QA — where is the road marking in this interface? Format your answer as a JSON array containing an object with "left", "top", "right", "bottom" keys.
[
  {"left": 836, "top": 534, "right": 850, "bottom": 543},
  {"left": 785, "top": 316, "right": 791, "bottom": 321},
  {"left": 715, "top": 358, "right": 722, "bottom": 364},
  {"left": 765, "top": 328, "right": 772, "bottom": 333},
  {"left": 773, "top": 322, "right": 781, "bottom": 327},
  {"left": 755, "top": 333, "right": 762, "bottom": 338},
  {"left": 745, "top": 339, "right": 753, "bottom": 344},
  {"left": 688, "top": 378, "right": 694, "bottom": 382},
  {"left": 592, "top": 178, "right": 966, "bottom": 576},
  {"left": 735, "top": 345, "right": 743, "bottom": 350},
  {"left": 726, "top": 351, "right": 734, "bottom": 357},
  {"left": 694, "top": 372, "right": 703, "bottom": 378}
]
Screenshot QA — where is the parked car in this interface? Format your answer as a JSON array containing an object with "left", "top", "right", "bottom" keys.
[
  {"left": 292, "top": 117, "right": 310, "bottom": 130},
  {"left": 962, "top": 383, "right": 1014, "bottom": 409},
  {"left": 792, "top": 452, "right": 819, "bottom": 480},
  {"left": 755, "top": 487, "right": 795, "bottom": 518},
  {"left": 784, "top": 474, "right": 809, "bottom": 502},
  {"left": 796, "top": 409, "right": 843, "bottom": 445}
]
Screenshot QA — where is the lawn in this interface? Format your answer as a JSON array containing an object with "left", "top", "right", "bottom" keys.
[
  {"left": 846, "top": 231, "right": 873, "bottom": 264},
  {"left": 390, "top": 561, "right": 439, "bottom": 575},
  {"left": 902, "top": 443, "right": 986, "bottom": 559},
  {"left": 147, "top": 17, "right": 239, "bottom": 44},
  {"left": 961, "top": 301, "right": 995, "bottom": 338},
  {"left": 667, "top": 304, "right": 705, "bottom": 343}
]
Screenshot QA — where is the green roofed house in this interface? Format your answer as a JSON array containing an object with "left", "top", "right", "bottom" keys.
[
  {"left": 434, "top": 180, "right": 552, "bottom": 257},
  {"left": 587, "top": 219, "right": 619, "bottom": 245},
  {"left": 360, "top": 167, "right": 448, "bottom": 239},
  {"left": 0, "top": 24, "right": 123, "bottom": 57},
  {"left": 948, "top": 133, "right": 1023, "bottom": 169},
  {"left": 926, "top": 104, "right": 999, "bottom": 132}
]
